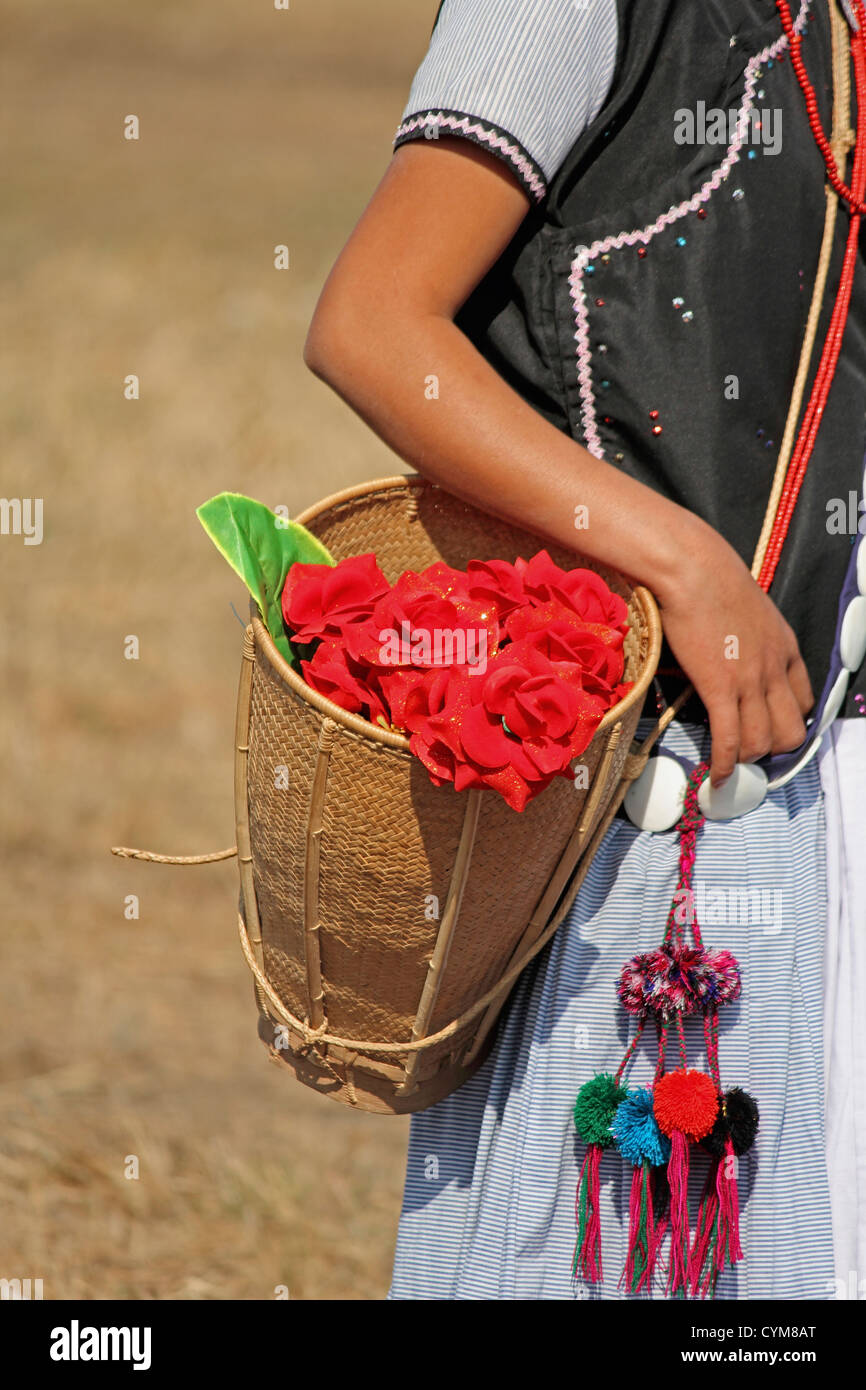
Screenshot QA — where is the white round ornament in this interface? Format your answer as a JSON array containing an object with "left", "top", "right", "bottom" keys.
[
  {"left": 623, "top": 754, "right": 689, "bottom": 832},
  {"left": 839, "top": 594, "right": 866, "bottom": 671},
  {"left": 817, "top": 668, "right": 850, "bottom": 735},
  {"left": 697, "top": 761, "right": 768, "bottom": 822}
]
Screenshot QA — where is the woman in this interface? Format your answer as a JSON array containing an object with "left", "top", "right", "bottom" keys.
[{"left": 304, "top": 0, "right": 866, "bottom": 1298}]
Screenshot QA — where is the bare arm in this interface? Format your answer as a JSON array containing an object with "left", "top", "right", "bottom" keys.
[{"left": 304, "top": 138, "right": 813, "bottom": 785}]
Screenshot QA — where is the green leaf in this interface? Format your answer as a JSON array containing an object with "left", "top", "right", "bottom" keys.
[{"left": 196, "top": 493, "right": 335, "bottom": 666}]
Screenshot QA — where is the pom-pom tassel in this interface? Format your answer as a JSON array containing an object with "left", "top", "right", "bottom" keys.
[
  {"left": 688, "top": 1137, "right": 745, "bottom": 1297},
  {"left": 573, "top": 1144, "right": 603, "bottom": 1282},
  {"left": 666, "top": 1129, "right": 691, "bottom": 1294},
  {"left": 715, "top": 1136, "right": 744, "bottom": 1269},
  {"left": 649, "top": 1166, "right": 670, "bottom": 1276},
  {"left": 572, "top": 1073, "right": 628, "bottom": 1284},
  {"left": 688, "top": 1165, "right": 721, "bottom": 1299},
  {"left": 623, "top": 1160, "right": 658, "bottom": 1293},
  {"left": 652, "top": 1068, "right": 720, "bottom": 1295}
]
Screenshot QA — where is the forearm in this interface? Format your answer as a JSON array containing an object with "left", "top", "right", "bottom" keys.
[{"left": 305, "top": 305, "right": 717, "bottom": 606}]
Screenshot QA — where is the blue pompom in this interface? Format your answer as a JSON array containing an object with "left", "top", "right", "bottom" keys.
[{"left": 611, "top": 1087, "right": 671, "bottom": 1167}]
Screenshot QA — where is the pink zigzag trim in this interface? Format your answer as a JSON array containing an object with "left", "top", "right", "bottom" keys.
[
  {"left": 569, "top": 0, "right": 812, "bottom": 459},
  {"left": 395, "top": 112, "right": 547, "bottom": 202}
]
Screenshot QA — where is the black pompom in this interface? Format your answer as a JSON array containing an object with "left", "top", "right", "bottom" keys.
[{"left": 701, "top": 1087, "right": 759, "bottom": 1158}]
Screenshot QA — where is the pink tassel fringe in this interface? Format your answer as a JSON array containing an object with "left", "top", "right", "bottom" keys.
[
  {"left": 715, "top": 1136, "right": 744, "bottom": 1268},
  {"left": 666, "top": 1129, "right": 691, "bottom": 1294},
  {"left": 574, "top": 1144, "right": 603, "bottom": 1282}
]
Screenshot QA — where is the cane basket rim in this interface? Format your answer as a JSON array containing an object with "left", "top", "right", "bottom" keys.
[{"left": 252, "top": 473, "right": 663, "bottom": 752}]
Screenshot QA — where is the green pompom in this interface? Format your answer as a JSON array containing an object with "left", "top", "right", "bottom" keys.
[{"left": 573, "top": 1074, "right": 629, "bottom": 1148}]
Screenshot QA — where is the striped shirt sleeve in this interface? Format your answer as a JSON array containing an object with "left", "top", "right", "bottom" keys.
[{"left": 393, "top": 0, "right": 619, "bottom": 203}]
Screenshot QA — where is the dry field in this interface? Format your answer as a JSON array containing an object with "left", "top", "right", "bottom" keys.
[{"left": 0, "top": 0, "right": 437, "bottom": 1299}]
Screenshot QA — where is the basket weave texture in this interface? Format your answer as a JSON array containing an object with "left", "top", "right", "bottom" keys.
[{"left": 235, "top": 476, "right": 662, "bottom": 1113}]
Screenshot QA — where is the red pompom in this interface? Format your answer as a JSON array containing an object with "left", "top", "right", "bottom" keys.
[{"left": 653, "top": 1070, "right": 719, "bottom": 1142}]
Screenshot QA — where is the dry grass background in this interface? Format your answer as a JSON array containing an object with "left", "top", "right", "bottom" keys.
[{"left": 0, "top": 0, "right": 438, "bottom": 1299}]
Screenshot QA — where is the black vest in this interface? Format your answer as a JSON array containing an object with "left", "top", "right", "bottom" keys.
[{"left": 454, "top": 0, "right": 866, "bottom": 719}]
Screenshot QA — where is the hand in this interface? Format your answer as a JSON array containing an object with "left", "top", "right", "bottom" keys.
[{"left": 655, "top": 521, "right": 815, "bottom": 787}]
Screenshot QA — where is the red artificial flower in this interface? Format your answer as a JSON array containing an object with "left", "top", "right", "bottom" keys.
[
  {"left": 343, "top": 561, "right": 499, "bottom": 674},
  {"left": 505, "top": 603, "right": 627, "bottom": 693},
  {"left": 300, "top": 638, "right": 388, "bottom": 725},
  {"left": 465, "top": 558, "right": 527, "bottom": 621},
  {"left": 288, "top": 547, "right": 632, "bottom": 812},
  {"left": 466, "top": 638, "right": 610, "bottom": 769},
  {"left": 375, "top": 662, "right": 488, "bottom": 789},
  {"left": 282, "top": 552, "right": 390, "bottom": 643},
  {"left": 517, "top": 550, "right": 630, "bottom": 633},
  {"left": 393, "top": 640, "right": 613, "bottom": 811},
  {"left": 377, "top": 664, "right": 447, "bottom": 732}
]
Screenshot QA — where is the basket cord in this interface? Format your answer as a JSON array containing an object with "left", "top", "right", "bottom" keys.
[{"left": 110, "top": 845, "right": 237, "bottom": 864}]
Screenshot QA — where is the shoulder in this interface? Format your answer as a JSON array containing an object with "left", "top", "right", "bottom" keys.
[{"left": 393, "top": 0, "right": 620, "bottom": 203}]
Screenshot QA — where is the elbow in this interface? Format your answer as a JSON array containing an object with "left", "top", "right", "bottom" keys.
[
  {"left": 302, "top": 310, "right": 338, "bottom": 383},
  {"left": 303, "top": 287, "right": 372, "bottom": 390},
  {"left": 304, "top": 286, "right": 428, "bottom": 396}
]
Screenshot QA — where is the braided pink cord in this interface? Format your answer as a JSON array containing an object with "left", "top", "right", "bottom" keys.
[
  {"left": 613, "top": 760, "right": 714, "bottom": 1090},
  {"left": 654, "top": 1019, "right": 668, "bottom": 1083},
  {"left": 569, "top": 0, "right": 812, "bottom": 458},
  {"left": 704, "top": 1010, "right": 722, "bottom": 1091},
  {"left": 663, "top": 760, "right": 710, "bottom": 951},
  {"left": 615, "top": 1016, "right": 647, "bottom": 1085}
]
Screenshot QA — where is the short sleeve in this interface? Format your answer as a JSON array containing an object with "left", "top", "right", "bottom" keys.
[{"left": 393, "top": 0, "right": 619, "bottom": 203}]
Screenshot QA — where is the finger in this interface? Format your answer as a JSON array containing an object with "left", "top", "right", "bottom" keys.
[
  {"left": 706, "top": 697, "right": 741, "bottom": 787},
  {"left": 737, "top": 686, "right": 774, "bottom": 764},
  {"left": 766, "top": 678, "right": 809, "bottom": 754},
  {"left": 785, "top": 652, "right": 815, "bottom": 718}
]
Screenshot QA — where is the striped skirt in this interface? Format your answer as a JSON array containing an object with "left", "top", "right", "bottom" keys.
[{"left": 387, "top": 717, "right": 866, "bottom": 1300}]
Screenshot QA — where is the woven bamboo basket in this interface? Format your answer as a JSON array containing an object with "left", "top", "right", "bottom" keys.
[{"left": 233, "top": 474, "right": 662, "bottom": 1113}]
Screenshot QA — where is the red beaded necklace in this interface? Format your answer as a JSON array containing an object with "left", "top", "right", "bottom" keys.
[
  {"left": 759, "top": 0, "right": 866, "bottom": 589},
  {"left": 780, "top": 0, "right": 866, "bottom": 214}
]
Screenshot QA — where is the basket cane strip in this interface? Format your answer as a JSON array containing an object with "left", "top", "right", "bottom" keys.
[
  {"left": 464, "top": 723, "right": 624, "bottom": 1066},
  {"left": 234, "top": 625, "right": 265, "bottom": 976},
  {"left": 397, "top": 787, "right": 484, "bottom": 1094},
  {"left": 303, "top": 719, "right": 339, "bottom": 1032}
]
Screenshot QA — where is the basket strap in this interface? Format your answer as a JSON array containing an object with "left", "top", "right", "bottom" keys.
[{"left": 621, "top": 683, "right": 697, "bottom": 782}]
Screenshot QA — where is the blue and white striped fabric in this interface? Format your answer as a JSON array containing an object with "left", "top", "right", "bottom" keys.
[
  {"left": 393, "top": 0, "right": 619, "bottom": 200},
  {"left": 388, "top": 716, "right": 837, "bottom": 1300}
]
